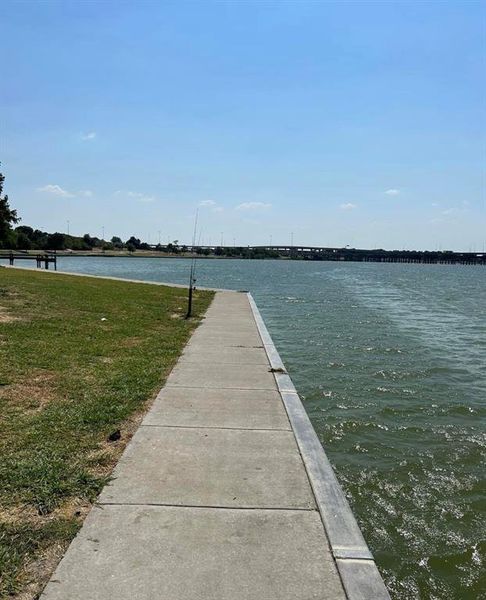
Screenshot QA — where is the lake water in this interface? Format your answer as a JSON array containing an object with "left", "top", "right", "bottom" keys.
[{"left": 6, "top": 257, "right": 486, "bottom": 599}]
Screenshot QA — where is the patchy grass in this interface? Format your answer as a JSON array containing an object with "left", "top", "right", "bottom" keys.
[{"left": 0, "top": 268, "right": 213, "bottom": 598}]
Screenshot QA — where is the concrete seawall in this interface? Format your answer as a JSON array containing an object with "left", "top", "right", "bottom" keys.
[{"left": 40, "top": 289, "right": 390, "bottom": 600}]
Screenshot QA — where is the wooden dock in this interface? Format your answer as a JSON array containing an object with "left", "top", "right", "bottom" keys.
[
  {"left": 40, "top": 290, "right": 390, "bottom": 600},
  {"left": 1, "top": 251, "right": 57, "bottom": 269}
]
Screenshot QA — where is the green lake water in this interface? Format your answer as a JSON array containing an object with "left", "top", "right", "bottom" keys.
[{"left": 7, "top": 257, "right": 485, "bottom": 599}]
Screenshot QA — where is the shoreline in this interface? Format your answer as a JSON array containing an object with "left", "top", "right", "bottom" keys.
[{"left": 2, "top": 248, "right": 484, "bottom": 265}]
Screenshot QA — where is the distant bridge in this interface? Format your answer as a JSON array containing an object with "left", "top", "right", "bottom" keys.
[
  {"left": 149, "top": 244, "right": 486, "bottom": 265},
  {"left": 257, "top": 246, "right": 486, "bottom": 264}
]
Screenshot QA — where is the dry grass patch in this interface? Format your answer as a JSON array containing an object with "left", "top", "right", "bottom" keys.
[
  {"left": 0, "top": 371, "right": 58, "bottom": 414},
  {"left": 0, "top": 307, "right": 18, "bottom": 323}
]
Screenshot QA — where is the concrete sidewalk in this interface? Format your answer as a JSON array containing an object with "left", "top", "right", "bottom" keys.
[{"left": 41, "top": 291, "right": 389, "bottom": 600}]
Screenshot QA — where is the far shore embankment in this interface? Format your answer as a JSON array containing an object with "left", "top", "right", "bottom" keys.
[{"left": 2, "top": 247, "right": 484, "bottom": 264}]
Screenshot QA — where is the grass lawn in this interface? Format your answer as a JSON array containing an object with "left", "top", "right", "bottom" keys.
[{"left": 0, "top": 268, "right": 213, "bottom": 599}]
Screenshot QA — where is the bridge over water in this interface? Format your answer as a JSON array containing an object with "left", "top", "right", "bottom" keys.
[{"left": 152, "top": 244, "right": 486, "bottom": 265}]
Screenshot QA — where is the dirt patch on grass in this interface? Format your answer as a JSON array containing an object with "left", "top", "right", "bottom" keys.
[
  {"left": 15, "top": 544, "right": 68, "bottom": 600},
  {"left": 0, "top": 287, "right": 27, "bottom": 323},
  {"left": 0, "top": 306, "right": 19, "bottom": 323},
  {"left": 0, "top": 505, "right": 39, "bottom": 525},
  {"left": 119, "top": 336, "right": 143, "bottom": 348},
  {"left": 51, "top": 498, "right": 91, "bottom": 523},
  {"left": 0, "top": 371, "right": 58, "bottom": 413},
  {"left": 0, "top": 497, "right": 90, "bottom": 528},
  {"left": 0, "top": 497, "right": 93, "bottom": 599},
  {"left": 97, "top": 356, "right": 114, "bottom": 364}
]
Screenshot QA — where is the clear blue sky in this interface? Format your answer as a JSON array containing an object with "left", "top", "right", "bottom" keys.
[{"left": 2, "top": 0, "right": 485, "bottom": 250}]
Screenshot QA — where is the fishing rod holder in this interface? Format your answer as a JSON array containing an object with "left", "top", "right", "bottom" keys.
[{"left": 185, "top": 273, "right": 196, "bottom": 319}]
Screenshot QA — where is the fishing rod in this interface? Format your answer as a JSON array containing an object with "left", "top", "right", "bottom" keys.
[
  {"left": 191, "top": 227, "right": 203, "bottom": 287},
  {"left": 185, "top": 208, "right": 199, "bottom": 319}
]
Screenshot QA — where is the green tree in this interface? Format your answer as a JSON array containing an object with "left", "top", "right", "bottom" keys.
[
  {"left": 83, "top": 233, "right": 97, "bottom": 248},
  {"left": 16, "top": 225, "right": 33, "bottom": 237},
  {"left": 0, "top": 169, "right": 20, "bottom": 248},
  {"left": 46, "top": 232, "right": 66, "bottom": 250},
  {"left": 126, "top": 236, "right": 141, "bottom": 249},
  {"left": 111, "top": 236, "right": 124, "bottom": 248},
  {"left": 15, "top": 231, "right": 32, "bottom": 249}
]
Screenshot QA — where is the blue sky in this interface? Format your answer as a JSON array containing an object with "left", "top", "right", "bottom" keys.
[{"left": 2, "top": 0, "right": 485, "bottom": 250}]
